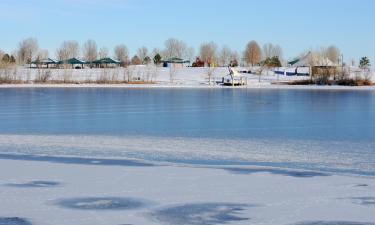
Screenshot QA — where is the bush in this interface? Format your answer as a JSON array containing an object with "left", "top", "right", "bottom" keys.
[{"left": 34, "top": 70, "right": 51, "bottom": 83}]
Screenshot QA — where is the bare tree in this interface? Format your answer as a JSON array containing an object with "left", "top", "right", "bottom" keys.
[
  {"left": 114, "top": 44, "right": 129, "bottom": 66},
  {"left": 205, "top": 66, "right": 217, "bottom": 85},
  {"left": 219, "top": 46, "right": 232, "bottom": 67},
  {"left": 186, "top": 47, "right": 195, "bottom": 65},
  {"left": 262, "top": 43, "right": 283, "bottom": 60},
  {"left": 137, "top": 46, "right": 148, "bottom": 64},
  {"left": 230, "top": 51, "right": 240, "bottom": 66},
  {"left": 131, "top": 55, "right": 142, "bottom": 65},
  {"left": 244, "top": 41, "right": 261, "bottom": 67},
  {"left": 151, "top": 48, "right": 161, "bottom": 59},
  {"left": 56, "top": 41, "right": 80, "bottom": 61},
  {"left": 83, "top": 40, "right": 98, "bottom": 67},
  {"left": 200, "top": 41, "right": 218, "bottom": 67},
  {"left": 169, "top": 64, "right": 177, "bottom": 84},
  {"left": 163, "top": 38, "right": 187, "bottom": 59},
  {"left": 99, "top": 47, "right": 109, "bottom": 59},
  {"left": 37, "top": 49, "right": 49, "bottom": 59},
  {"left": 0, "top": 49, "right": 4, "bottom": 62},
  {"left": 17, "top": 38, "right": 39, "bottom": 65},
  {"left": 325, "top": 45, "right": 340, "bottom": 64}
]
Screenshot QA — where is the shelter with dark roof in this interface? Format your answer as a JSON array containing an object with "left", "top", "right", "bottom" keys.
[
  {"left": 92, "top": 58, "right": 121, "bottom": 68},
  {"left": 31, "top": 58, "right": 58, "bottom": 68},
  {"left": 58, "top": 58, "right": 86, "bottom": 69}
]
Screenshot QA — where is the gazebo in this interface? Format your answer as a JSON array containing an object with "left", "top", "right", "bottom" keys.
[
  {"left": 31, "top": 58, "right": 58, "bottom": 68},
  {"left": 58, "top": 58, "right": 86, "bottom": 69},
  {"left": 92, "top": 57, "right": 121, "bottom": 68}
]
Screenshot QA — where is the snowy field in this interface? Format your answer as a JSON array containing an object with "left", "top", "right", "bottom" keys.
[
  {"left": 0, "top": 66, "right": 358, "bottom": 87},
  {"left": 1, "top": 66, "right": 374, "bottom": 90}
]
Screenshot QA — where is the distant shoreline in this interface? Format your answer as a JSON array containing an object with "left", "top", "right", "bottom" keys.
[{"left": 1, "top": 83, "right": 375, "bottom": 91}]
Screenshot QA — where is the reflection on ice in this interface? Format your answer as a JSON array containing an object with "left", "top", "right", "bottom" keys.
[
  {"left": 6, "top": 180, "right": 60, "bottom": 188},
  {"left": 149, "top": 203, "right": 250, "bottom": 225},
  {"left": 55, "top": 197, "right": 148, "bottom": 210},
  {"left": 0, "top": 153, "right": 153, "bottom": 167},
  {"left": 0, "top": 217, "right": 33, "bottom": 225},
  {"left": 349, "top": 197, "right": 375, "bottom": 206},
  {"left": 224, "top": 167, "right": 330, "bottom": 178}
]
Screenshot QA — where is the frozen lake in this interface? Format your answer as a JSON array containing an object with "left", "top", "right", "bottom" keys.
[
  {"left": 0, "top": 88, "right": 375, "bottom": 175},
  {"left": 1, "top": 87, "right": 375, "bottom": 225}
]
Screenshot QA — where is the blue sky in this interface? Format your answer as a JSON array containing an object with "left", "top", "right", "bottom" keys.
[{"left": 0, "top": 0, "right": 374, "bottom": 64}]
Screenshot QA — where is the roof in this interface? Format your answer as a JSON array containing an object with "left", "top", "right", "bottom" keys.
[
  {"left": 32, "top": 58, "right": 58, "bottom": 64},
  {"left": 288, "top": 52, "right": 311, "bottom": 66},
  {"left": 92, "top": 57, "right": 121, "bottom": 64},
  {"left": 58, "top": 58, "right": 86, "bottom": 65},
  {"left": 289, "top": 52, "right": 336, "bottom": 67},
  {"left": 162, "top": 57, "right": 190, "bottom": 64}
]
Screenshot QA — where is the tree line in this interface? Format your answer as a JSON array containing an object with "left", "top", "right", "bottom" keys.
[{"left": 0, "top": 37, "right": 370, "bottom": 70}]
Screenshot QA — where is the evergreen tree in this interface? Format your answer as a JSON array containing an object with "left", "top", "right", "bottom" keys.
[
  {"left": 143, "top": 56, "right": 151, "bottom": 64},
  {"left": 263, "top": 56, "right": 282, "bottom": 68},
  {"left": 359, "top": 57, "right": 371, "bottom": 69},
  {"left": 10, "top": 55, "right": 16, "bottom": 63},
  {"left": 2, "top": 54, "right": 10, "bottom": 63},
  {"left": 229, "top": 59, "right": 239, "bottom": 67},
  {"left": 153, "top": 53, "right": 162, "bottom": 65}
]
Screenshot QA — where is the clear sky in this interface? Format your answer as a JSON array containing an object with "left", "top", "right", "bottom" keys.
[{"left": 1, "top": 0, "right": 374, "bottom": 64}]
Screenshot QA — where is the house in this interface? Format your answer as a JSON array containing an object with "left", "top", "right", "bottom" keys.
[{"left": 275, "top": 52, "right": 337, "bottom": 76}]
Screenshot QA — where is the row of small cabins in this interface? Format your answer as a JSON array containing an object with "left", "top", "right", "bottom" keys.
[{"left": 31, "top": 57, "right": 190, "bottom": 69}]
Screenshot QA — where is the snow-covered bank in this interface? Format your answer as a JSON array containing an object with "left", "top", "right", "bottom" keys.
[
  {"left": 1, "top": 158, "right": 375, "bottom": 225},
  {"left": 1, "top": 67, "right": 374, "bottom": 89}
]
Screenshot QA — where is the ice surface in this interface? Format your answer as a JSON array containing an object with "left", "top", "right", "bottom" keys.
[
  {"left": 348, "top": 197, "right": 375, "bottom": 206},
  {"left": 148, "top": 203, "right": 250, "bottom": 225},
  {"left": 1, "top": 134, "right": 374, "bottom": 176},
  {"left": 0, "top": 218, "right": 33, "bottom": 225},
  {"left": 223, "top": 167, "right": 329, "bottom": 178},
  {"left": 1, "top": 159, "right": 375, "bottom": 225},
  {"left": 290, "top": 222, "right": 375, "bottom": 225},
  {"left": 55, "top": 197, "right": 148, "bottom": 211},
  {"left": 0, "top": 153, "right": 154, "bottom": 167},
  {"left": 5, "top": 180, "right": 60, "bottom": 188}
]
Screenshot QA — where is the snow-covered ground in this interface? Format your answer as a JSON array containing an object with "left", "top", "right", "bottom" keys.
[
  {"left": 1, "top": 66, "right": 374, "bottom": 89},
  {"left": 0, "top": 67, "right": 324, "bottom": 86}
]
